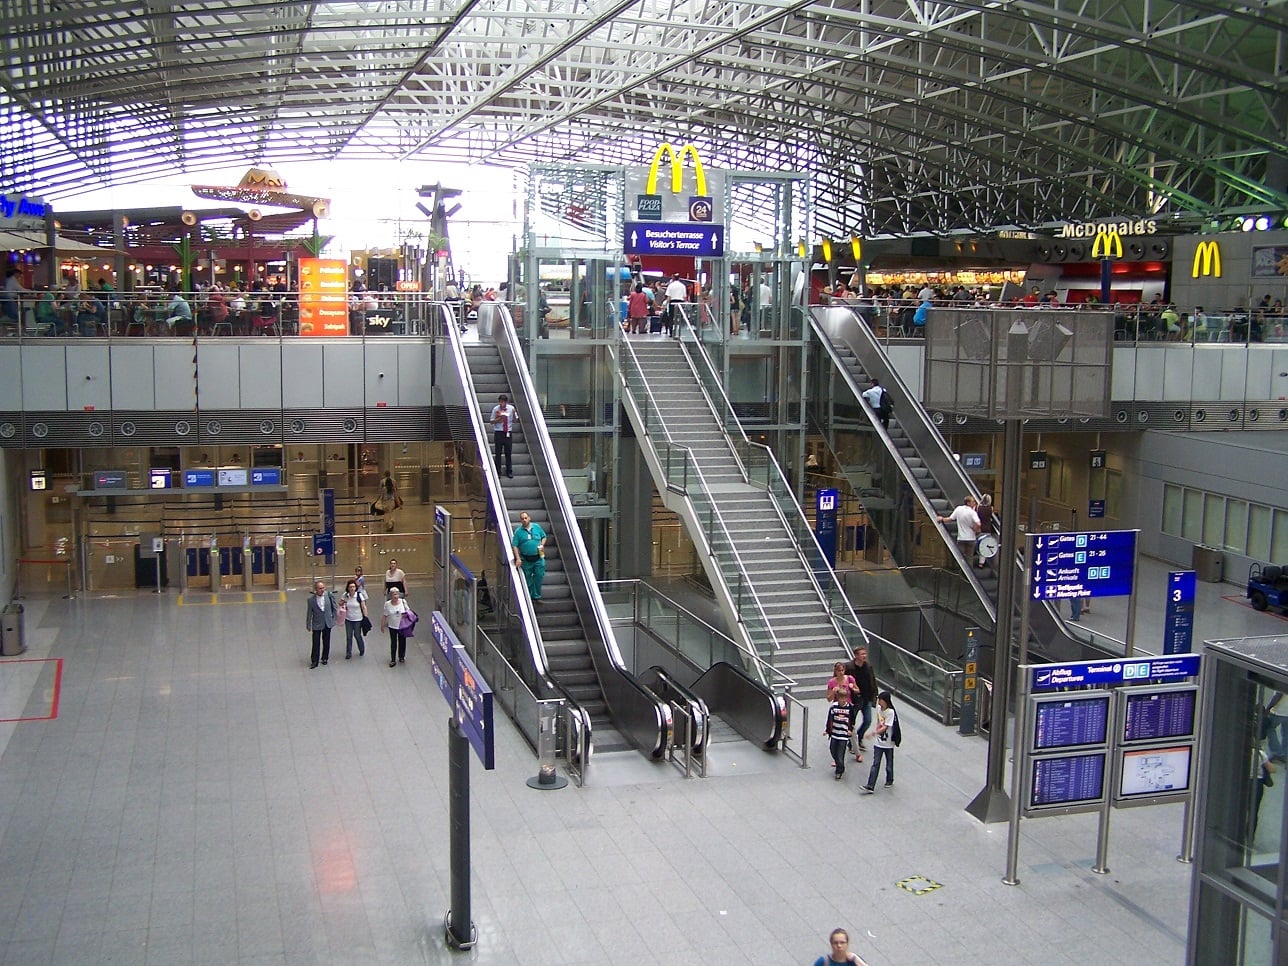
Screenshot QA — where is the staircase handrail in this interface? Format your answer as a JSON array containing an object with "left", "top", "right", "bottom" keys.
[
  {"left": 490, "top": 305, "right": 673, "bottom": 757},
  {"left": 671, "top": 309, "right": 872, "bottom": 652},
  {"left": 615, "top": 336, "right": 786, "bottom": 658},
  {"left": 441, "top": 303, "right": 595, "bottom": 767}
]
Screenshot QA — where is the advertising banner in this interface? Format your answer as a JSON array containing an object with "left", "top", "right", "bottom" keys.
[{"left": 298, "top": 257, "right": 348, "bottom": 336}]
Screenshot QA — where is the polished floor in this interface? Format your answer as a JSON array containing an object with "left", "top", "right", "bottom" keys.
[{"left": 0, "top": 555, "right": 1283, "bottom": 965}]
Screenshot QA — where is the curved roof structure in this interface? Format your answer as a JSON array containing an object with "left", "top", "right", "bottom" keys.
[{"left": 3, "top": 0, "right": 1285, "bottom": 238}]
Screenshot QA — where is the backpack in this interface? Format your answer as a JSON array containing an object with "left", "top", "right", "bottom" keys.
[
  {"left": 891, "top": 713, "right": 903, "bottom": 747},
  {"left": 877, "top": 388, "right": 893, "bottom": 418}
]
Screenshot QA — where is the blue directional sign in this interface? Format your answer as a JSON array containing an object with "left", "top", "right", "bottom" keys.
[
  {"left": 431, "top": 612, "right": 495, "bottom": 770},
  {"left": 1030, "top": 654, "right": 1201, "bottom": 692},
  {"left": 1163, "top": 571, "right": 1197, "bottom": 655},
  {"left": 1029, "top": 530, "right": 1136, "bottom": 600},
  {"left": 815, "top": 488, "right": 838, "bottom": 568},
  {"left": 251, "top": 468, "right": 281, "bottom": 486},
  {"left": 623, "top": 221, "right": 725, "bottom": 257}
]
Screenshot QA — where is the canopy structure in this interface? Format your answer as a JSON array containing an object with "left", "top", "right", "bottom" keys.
[{"left": 1, "top": 0, "right": 1285, "bottom": 239}]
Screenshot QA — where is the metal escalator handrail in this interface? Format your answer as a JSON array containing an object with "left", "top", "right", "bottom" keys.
[
  {"left": 807, "top": 306, "right": 999, "bottom": 625},
  {"left": 440, "top": 302, "right": 593, "bottom": 768},
  {"left": 614, "top": 338, "right": 785, "bottom": 657},
  {"left": 670, "top": 310, "right": 871, "bottom": 650},
  {"left": 490, "top": 305, "right": 673, "bottom": 758},
  {"left": 598, "top": 578, "right": 798, "bottom": 693}
]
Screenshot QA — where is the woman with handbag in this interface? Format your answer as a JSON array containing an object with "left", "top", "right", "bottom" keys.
[
  {"left": 381, "top": 586, "right": 411, "bottom": 667},
  {"left": 340, "top": 579, "right": 368, "bottom": 659}
]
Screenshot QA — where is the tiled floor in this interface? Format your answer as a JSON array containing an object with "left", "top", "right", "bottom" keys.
[{"left": 0, "top": 556, "right": 1281, "bottom": 965}]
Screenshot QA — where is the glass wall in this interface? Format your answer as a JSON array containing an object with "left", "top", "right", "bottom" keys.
[{"left": 1189, "top": 636, "right": 1288, "bottom": 965}]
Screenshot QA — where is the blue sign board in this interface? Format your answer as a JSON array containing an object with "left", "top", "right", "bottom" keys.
[
  {"left": 184, "top": 469, "right": 216, "bottom": 487},
  {"left": 1030, "top": 654, "right": 1201, "bottom": 692},
  {"left": 815, "top": 488, "right": 838, "bottom": 568},
  {"left": 312, "top": 533, "right": 333, "bottom": 558},
  {"left": 1029, "top": 530, "right": 1136, "bottom": 600},
  {"left": 1088, "top": 499, "right": 1105, "bottom": 519},
  {"left": 431, "top": 613, "right": 496, "bottom": 770},
  {"left": 1164, "top": 570, "right": 1197, "bottom": 655},
  {"left": 623, "top": 221, "right": 725, "bottom": 257},
  {"left": 251, "top": 468, "right": 281, "bottom": 486},
  {"left": 962, "top": 453, "right": 986, "bottom": 470},
  {"left": 320, "top": 488, "right": 335, "bottom": 537}
]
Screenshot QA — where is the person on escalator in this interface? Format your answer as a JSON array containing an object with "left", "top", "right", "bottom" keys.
[
  {"left": 937, "top": 496, "right": 980, "bottom": 566},
  {"left": 512, "top": 511, "right": 547, "bottom": 606},
  {"left": 860, "top": 377, "right": 893, "bottom": 430},
  {"left": 974, "top": 494, "right": 995, "bottom": 568},
  {"left": 489, "top": 393, "right": 517, "bottom": 478}
]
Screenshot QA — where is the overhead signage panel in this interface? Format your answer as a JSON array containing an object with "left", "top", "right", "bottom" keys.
[
  {"left": 1030, "top": 654, "right": 1201, "bottom": 692},
  {"left": 1029, "top": 530, "right": 1137, "bottom": 599},
  {"left": 624, "top": 222, "right": 724, "bottom": 257}
]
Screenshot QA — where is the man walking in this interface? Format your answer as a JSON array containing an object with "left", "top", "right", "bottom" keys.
[
  {"left": 490, "top": 393, "right": 516, "bottom": 478},
  {"left": 844, "top": 646, "right": 879, "bottom": 760},
  {"left": 305, "top": 580, "right": 338, "bottom": 669},
  {"left": 512, "top": 511, "right": 548, "bottom": 605}
]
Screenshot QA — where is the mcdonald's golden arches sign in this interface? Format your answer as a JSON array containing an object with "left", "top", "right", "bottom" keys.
[{"left": 1192, "top": 240, "right": 1222, "bottom": 278}]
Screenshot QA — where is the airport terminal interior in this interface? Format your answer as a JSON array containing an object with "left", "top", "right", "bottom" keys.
[{"left": 3, "top": 3, "right": 1288, "bottom": 965}]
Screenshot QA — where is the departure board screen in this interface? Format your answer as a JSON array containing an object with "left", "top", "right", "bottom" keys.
[
  {"left": 1031, "top": 694, "right": 1111, "bottom": 751},
  {"left": 1121, "top": 687, "right": 1197, "bottom": 744},
  {"left": 1029, "top": 753, "right": 1107, "bottom": 809}
]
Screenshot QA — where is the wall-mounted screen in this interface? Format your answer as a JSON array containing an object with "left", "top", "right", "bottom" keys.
[
  {"left": 1120, "top": 686, "right": 1198, "bottom": 745},
  {"left": 217, "top": 467, "right": 248, "bottom": 487},
  {"left": 93, "top": 470, "right": 129, "bottom": 489},
  {"left": 1118, "top": 745, "right": 1192, "bottom": 799},
  {"left": 1029, "top": 752, "right": 1107, "bottom": 810},
  {"left": 1030, "top": 693, "right": 1111, "bottom": 751},
  {"left": 149, "top": 469, "right": 172, "bottom": 489}
]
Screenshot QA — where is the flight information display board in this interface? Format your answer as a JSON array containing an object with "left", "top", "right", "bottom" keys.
[
  {"left": 1119, "top": 686, "right": 1198, "bottom": 745},
  {"left": 1030, "top": 693, "right": 1111, "bottom": 751},
  {"left": 1028, "top": 752, "right": 1107, "bottom": 811},
  {"left": 1118, "top": 746, "right": 1192, "bottom": 801}
]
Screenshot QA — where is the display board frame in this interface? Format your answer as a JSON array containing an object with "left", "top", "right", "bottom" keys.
[
  {"left": 1112, "top": 743, "right": 1194, "bottom": 807},
  {"left": 1117, "top": 684, "right": 1199, "bottom": 746},
  {"left": 1023, "top": 750, "right": 1109, "bottom": 817},
  {"left": 1027, "top": 691, "right": 1112, "bottom": 752}
]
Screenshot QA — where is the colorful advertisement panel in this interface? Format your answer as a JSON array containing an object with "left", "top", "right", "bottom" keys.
[{"left": 298, "top": 257, "right": 348, "bottom": 336}]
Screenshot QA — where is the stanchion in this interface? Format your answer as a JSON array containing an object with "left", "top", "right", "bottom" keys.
[{"left": 527, "top": 701, "right": 568, "bottom": 790}]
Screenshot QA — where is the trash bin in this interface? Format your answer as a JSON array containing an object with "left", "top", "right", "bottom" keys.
[
  {"left": 1, "top": 602, "right": 26, "bottom": 656},
  {"left": 1193, "top": 545, "right": 1224, "bottom": 583}
]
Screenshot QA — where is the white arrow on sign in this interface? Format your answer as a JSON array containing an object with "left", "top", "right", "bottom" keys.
[{"left": 630, "top": 230, "right": 638, "bottom": 247}]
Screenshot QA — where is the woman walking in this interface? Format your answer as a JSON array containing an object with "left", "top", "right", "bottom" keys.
[
  {"left": 381, "top": 586, "right": 410, "bottom": 667},
  {"left": 340, "top": 579, "right": 368, "bottom": 659}
]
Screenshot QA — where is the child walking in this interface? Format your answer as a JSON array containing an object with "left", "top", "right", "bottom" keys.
[
  {"left": 861, "top": 691, "right": 899, "bottom": 793},
  {"left": 825, "top": 687, "right": 856, "bottom": 780}
]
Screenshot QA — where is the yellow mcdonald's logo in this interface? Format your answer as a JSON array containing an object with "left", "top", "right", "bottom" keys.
[
  {"left": 1192, "top": 240, "right": 1222, "bottom": 278},
  {"left": 646, "top": 143, "right": 707, "bottom": 196},
  {"left": 1091, "top": 228, "right": 1123, "bottom": 259}
]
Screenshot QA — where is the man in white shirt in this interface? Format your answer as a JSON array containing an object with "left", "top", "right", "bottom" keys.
[
  {"left": 664, "top": 275, "right": 687, "bottom": 335},
  {"left": 489, "top": 393, "right": 517, "bottom": 478},
  {"left": 918, "top": 284, "right": 935, "bottom": 303},
  {"left": 860, "top": 377, "right": 892, "bottom": 430},
  {"left": 937, "top": 496, "right": 981, "bottom": 563}
]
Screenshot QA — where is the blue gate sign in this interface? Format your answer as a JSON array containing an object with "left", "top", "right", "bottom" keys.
[
  {"left": 815, "top": 487, "right": 838, "bottom": 568},
  {"left": 1163, "top": 571, "right": 1197, "bottom": 655},
  {"left": 431, "top": 612, "right": 495, "bottom": 770},
  {"left": 1030, "top": 654, "right": 1201, "bottom": 692},
  {"left": 1029, "top": 530, "right": 1136, "bottom": 600},
  {"left": 312, "top": 533, "right": 334, "bottom": 559}
]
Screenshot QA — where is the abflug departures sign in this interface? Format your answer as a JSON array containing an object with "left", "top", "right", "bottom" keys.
[
  {"left": 1029, "top": 530, "right": 1137, "bottom": 601},
  {"left": 1030, "top": 654, "right": 1202, "bottom": 692}
]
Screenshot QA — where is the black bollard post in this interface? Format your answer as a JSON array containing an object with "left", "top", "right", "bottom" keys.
[{"left": 444, "top": 717, "right": 476, "bottom": 949}]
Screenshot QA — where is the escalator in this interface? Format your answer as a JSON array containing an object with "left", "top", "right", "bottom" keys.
[
  {"left": 616, "top": 324, "right": 871, "bottom": 693},
  {"left": 809, "top": 304, "right": 1093, "bottom": 665},
  {"left": 444, "top": 303, "right": 671, "bottom": 759}
]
